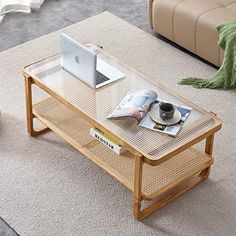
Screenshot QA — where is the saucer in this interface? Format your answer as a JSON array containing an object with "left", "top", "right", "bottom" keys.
[{"left": 150, "top": 107, "right": 182, "bottom": 125}]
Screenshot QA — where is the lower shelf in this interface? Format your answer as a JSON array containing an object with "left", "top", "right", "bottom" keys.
[{"left": 33, "top": 97, "right": 213, "bottom": 200}]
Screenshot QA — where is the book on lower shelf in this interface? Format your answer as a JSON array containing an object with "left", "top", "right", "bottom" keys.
[{"left": 90, "top": 128, "right": 126, "bottom": 155}]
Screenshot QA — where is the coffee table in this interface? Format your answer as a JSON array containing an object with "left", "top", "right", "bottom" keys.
[{"left": 23, "top": 44, "right": 222, "bottom": 220}]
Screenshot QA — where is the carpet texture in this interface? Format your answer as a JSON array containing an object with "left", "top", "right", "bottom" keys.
[{"left": 0, "top": 12, "right": 235, "bottom": 236}]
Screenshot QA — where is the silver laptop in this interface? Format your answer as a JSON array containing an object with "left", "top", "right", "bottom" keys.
[{"left": 61, "top": 33, "right": 125, "bottom": 88}]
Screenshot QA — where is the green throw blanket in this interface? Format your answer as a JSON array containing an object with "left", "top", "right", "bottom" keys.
[{"left": 179, "top": 22, "right": 236, "bottom": 89}]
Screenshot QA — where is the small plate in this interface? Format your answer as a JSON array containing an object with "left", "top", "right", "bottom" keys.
[{"left": 150, "top": 107, "right": 182, "bottom": 125}]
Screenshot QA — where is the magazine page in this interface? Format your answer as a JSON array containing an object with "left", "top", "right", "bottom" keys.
[
  {"left": 107, "top": 89, "right": 157, "bottom": 122},
  {"left": 139, "top": 100, "right": 192, "bottom": 137}
]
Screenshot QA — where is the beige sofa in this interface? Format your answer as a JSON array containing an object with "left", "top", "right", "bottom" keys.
[{"left": 148, "top": 0, "right": 236, "bottom": 66}]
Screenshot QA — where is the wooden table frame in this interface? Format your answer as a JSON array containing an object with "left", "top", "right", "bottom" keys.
[
  {"left": 23, "top": 48, "right": 221, "bottom": 220},
  {"left": 132, "top": 137, "right": 213, "bottom": 220}
]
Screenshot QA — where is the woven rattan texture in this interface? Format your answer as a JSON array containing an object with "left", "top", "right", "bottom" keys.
[
  {"left": 141, "top": 148, "right": 210, "bottom": 198},
  {"left": 33, "top": 97, "right": 212, "bottom": 199},
  {"left": 33, "top": 97, "right": 94, "bottom": 146},
  {"left": 27, "top": 45, "right": 218, "bottom": 161}
]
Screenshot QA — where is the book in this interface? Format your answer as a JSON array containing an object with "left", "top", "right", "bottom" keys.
[
  {"left": 90, "top": 128, "right": 126, "bottom": 155},
  {"left": 107, "top": 89, "right": 192, "bottom": 137},
  {"left": 107, "top": 89, "right": 157, "bottom": 122}
]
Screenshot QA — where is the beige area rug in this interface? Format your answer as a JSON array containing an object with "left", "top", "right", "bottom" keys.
[{"left": 0, "top": 12, "right": 235, "bottom": 236}]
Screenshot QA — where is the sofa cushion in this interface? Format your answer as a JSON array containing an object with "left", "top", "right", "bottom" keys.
[{"left": 151, "top": 0, "right": 236, "bottom": 66}]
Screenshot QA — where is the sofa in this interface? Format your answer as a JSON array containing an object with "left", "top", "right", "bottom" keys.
[{"left": 148, "top": 0, "right": 236, "bottom": 66}]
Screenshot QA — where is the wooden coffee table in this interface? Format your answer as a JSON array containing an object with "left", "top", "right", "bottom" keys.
[{"left": 23, "top": 44, "right": 222, "bottom": 220}]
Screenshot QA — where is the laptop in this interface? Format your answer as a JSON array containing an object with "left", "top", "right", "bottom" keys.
[{"left": 61, "top": 33, "right": 125, "bottom": 88}]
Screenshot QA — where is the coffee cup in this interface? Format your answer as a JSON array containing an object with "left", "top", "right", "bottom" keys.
[{"left": 159, "top": 102, "right": 175, "bottom": 121}]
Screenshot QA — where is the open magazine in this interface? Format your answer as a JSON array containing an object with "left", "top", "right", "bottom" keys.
[{"left": 107, "top": 89, "right": 192, "bottom": 137}]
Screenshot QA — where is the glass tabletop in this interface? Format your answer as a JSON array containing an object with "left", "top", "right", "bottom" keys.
[{"left": 24, "top": 44, "right": 221, "bottom": 164}]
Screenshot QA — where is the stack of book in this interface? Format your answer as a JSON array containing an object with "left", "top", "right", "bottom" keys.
[{"left": 90, "top": 128, "right": 125, "bottom": 155}]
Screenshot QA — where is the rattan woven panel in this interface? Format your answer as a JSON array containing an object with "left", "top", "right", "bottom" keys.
[
  {"left": 88, "top": 144, "right": 135, "bottom": 189},
  {"left": 27, "top": 45, "right": 219, "bottom": 162},
  {"left": 33, "top": 97, "right": 212, "bottom": 199},
  {"left": 33, "top": 97, "right": 94, "bottom": 146},
  {"left": 141, "top": 148, "right": 211, "bottom": 198},
  {"left": 89, "top": 143, "right": 211, "bottom": 199}
]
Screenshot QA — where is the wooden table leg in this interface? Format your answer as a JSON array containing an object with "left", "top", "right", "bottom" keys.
[
  {"left": 199, "top": 134, "right": 214, "bottom": 178},
  {"left": 24, "top": 74, "right": 49, "bottom": 136},
  {"left": 200, "top": 112, "right": 216, "bottom": 178},
  {"left": 133, "top": 153, "right": 143, "bottom": 220},
  {"left": 205, "top": 134, "right": 214, "bottom": 156}
]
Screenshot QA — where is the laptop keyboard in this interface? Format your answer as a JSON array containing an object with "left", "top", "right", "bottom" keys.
[{"left": 96, "top": 71, "right": 110, "bottom": 85}]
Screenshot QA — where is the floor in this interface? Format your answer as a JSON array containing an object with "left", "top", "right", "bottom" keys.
[
  {"left": 1, "top": 1, "right": 226, "bottom": 235},
  {"left": 0, "top": 0, "right": 154, "bottom": 52},
  {"left": 0, "top": 218, "right": 18, "bottom": 236},
  {"left": 0, "top": 2, "right": 150, "bottom": 234}
]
